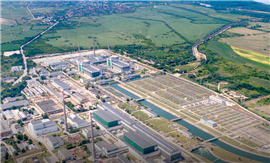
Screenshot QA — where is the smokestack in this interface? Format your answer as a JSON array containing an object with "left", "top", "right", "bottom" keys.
[
  {"left": 93, "top": 37, "right": 96, "bottom": 57},
  {"left": 78, "top": 45, "right": 81, "bottom": 64},
  {"left": 107, "top": 42, "right": 110, "bottom": 56},
  {"left": 62, "top": 91, "right": 68, "bottom": 132},
  {"left": 90, "top": 112, "right": 96, "bottom": 161}
]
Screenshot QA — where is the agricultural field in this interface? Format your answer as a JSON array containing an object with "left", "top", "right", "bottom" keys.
[
  {"left": 231, "top": 46, "right": 269, "bottom": 67},
  {"left": 220, "top": 27, "right": 269, "bottom": 56},
  {"left": 247, "top": 22, "right": 270, "bottom": 32},
  {"left": 248, "top": 77, "right": 270, "bottom": 88},
  {"left": 41, "top": 5, "right": 230, "bottom": 48},
  {"left": 207, "top": 41, "right": 269, "bottom": 70}
]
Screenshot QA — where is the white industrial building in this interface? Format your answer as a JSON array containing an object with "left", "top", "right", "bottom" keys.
[
  {"left": 107, "top": 56, "right": 131, "bottom": 73},
  {"left": 67, "top": 114, "right": 90, "bottom": 129},
  {"left": 179, "top": 129, "right": 194, "bottom": 138},
  {"left": 28, "top": 119, "right": 59, "bottom": 136},
  {"left": 200, "top": 117, "right": 217, "bottom": 128}
]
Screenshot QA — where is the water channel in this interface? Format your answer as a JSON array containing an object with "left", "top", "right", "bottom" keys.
[{"left": 104, "top": 82, "right": 270, "bottom": 162}]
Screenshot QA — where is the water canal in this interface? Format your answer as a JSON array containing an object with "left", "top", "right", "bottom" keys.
[{"left": 103, "top": 82, "right": 270, "bottom": 162}]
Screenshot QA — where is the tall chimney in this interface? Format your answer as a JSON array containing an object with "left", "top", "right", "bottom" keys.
[
  {"left": 62, "top": 91, "right": 68, "bottom": 132},
  {"left": 93, "top": 37, "right": 96, "bottom": 57},
  {"left": 90, "top": 112, "right": 96, "bottom": 161}
]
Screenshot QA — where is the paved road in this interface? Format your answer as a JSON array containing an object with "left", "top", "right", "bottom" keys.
[
  {"left": 27, "top": 1, "right": 35, "bottom": 20},
  {"left": 13, "top": 22, "right": 59, "bottom": 85}
]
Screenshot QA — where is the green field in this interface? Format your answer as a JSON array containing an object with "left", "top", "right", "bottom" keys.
[
  {"left": 207, "top": 41, "right": 269, "bottom": 70},
  {"left": 1, "top": 23, "right": 50, "bottom": 44},
  {"left": 1, "top": 43, "right": 20, "bottom": 52},
  {"left": 41, "top": 6, "right": 227, "bottom": 48},
  {"left": 132, "top": 111, "right": 151, "bottom": 121},
  {"left": 248, "top": 77, "right": 270, "bottom": 88}
]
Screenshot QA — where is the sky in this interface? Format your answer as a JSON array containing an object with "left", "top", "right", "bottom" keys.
[{"left": 254, "top": 0, "right": 270, "bottom": 4}]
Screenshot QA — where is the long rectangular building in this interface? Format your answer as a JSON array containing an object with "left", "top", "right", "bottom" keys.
[
  {"left": 0, "top": 100, "right": 29, "bottom": 111},
  {"left": 93, "top": 110, "right": 120, "bottom": 127},
  {"left": 97, "top": 103, "right": 181, "bottom": 162},
  {"left": 52, "top": 79, "right": 70, "bottom": 91},
  {"left": 124, "top": 131, "right": 157, "bottom": 154},
  {"left": 35, "top": 100, "right": 63, "bottom": 115},
  {"left": 0, "top": 119, "right": 12, "bottom": 138}
]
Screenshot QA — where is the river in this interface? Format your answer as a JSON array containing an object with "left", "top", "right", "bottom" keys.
[{"left": 103, "top": 82, "right": 270, "bottom": 162}]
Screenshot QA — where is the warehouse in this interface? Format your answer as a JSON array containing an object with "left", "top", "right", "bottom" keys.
[
  {"left": 93, "top": 110, "right": 120, "bottom": 128},
  {"left": 179, "top": 129, "right": 193, "bottom": 138},
  {"left": 0, "top": 119, "right": 12, "bottom": 138},
  {"left": 71, "top": 92, "right": 88, "bottom": 103},
  {"left": 52, "top": 79, "right": 71, "bottom": 91},
  {"left": 200, "top": 117, "right": 217, "bottom": 128},
  {"left": 3, "top": 96, "right": 24, "bottom": 103},
  {"left": 35, "top": 100, "right": 63, "bottom": 115},
  {"left": 82, "top": 65, "right": 101, "bottom": 78},
  {"left": 82, "top": 126, "right": 99, "bottom": 138},
  {"left": 123, "top": 131, "right": 158, "bottom": 154},
  {"left": 0, "top": 100, "right": 29, "bottom": 111}
]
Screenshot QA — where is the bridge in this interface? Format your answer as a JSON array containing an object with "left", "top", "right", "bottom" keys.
[
  {"left": 136, "top": 98, "right": 145, "bottom": 101},
  {"left": 170, "top": 117, "right": 183, "bottom": 122},
  {"left": 204, "top": 136, "right": 220, "bottom": 143}
]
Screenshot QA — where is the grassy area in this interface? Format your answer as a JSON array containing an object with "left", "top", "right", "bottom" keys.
[
  {"left": 1, "top": 43, "right": 20, "bottom": 52},
  {"left": 147, "top": 117, "right": 186, "bottom": 133},
  {"left": 231, "top": 46, "right": 269, "bottom": 68},
  {"left": 211, "top": 147, "right": 261, "bottom": 163},
  {"left": 132, "top": 111, "right": 151, "bottom": 121},
  {"left": 175, "top": 62, "right": 200, "bottom": 71},
  {"left": 118, "top": 103, "right": 137, "bottom": 112},
  {"left": 145, "top": 51, "right": 166, "bottom": 57},
  {"left": 248, "top": 77, "right": 270, "bottom": 88}
]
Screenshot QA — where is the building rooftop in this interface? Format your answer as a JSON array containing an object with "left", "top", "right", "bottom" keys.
[
  {"left": 118, "top": 154, "right": 132, "bottom": 163},
  {"left": 58, "top": 148, "right": 72, "bottom": 158},
  {"left": 0, "top": 119, "right": 11, "bottom": 134},
  {"left": 4, "top": 96, "right": 24, "bottom": 103},
  {"left": 95, "top": 141, "right": 109, "bottom": 149},
  {"left": 0, "top": 100, "right": 29, "bottom": 111},
  {"left": 124, "top": 131, "right": 156, "bottom": 149},
  {"left": 113, "top": 60, "right": 129, "bottom": 68},
  {"left": 97, "top": 103, "right": 136, "bottom": 125},
  {"left": 53, "top": 79, "right": 70, "bottom": 90},
  {"left": 48, "top": 136, "right": 64, "bottom": 146},
  {"left": 83, "top": 65, "right": 100, "bottom": 73},
  {"left": 35, "top": 100, "right": 62, "bottom": 114},
  {"left": 94, "top": 110, "right": 120, "bottom": 123},
  {"left": 104, "top": 144, "right": 118, "bottom": 151}
]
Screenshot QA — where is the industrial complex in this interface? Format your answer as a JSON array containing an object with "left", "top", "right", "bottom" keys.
[{"left": 1, "top": 47, "right": 269, "bottom": 163}]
